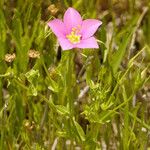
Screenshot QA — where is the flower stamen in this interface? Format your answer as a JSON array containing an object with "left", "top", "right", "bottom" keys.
[{"left": 66, "top": 26, "right": 81, "bottom": 44}]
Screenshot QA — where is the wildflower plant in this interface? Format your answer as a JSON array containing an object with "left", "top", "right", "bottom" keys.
[{"left": 0, "top": 1, "right": 150, "bottom": 150}]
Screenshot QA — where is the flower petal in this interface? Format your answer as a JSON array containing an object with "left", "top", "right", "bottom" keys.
[
  {"left": 76, "top": 37, "right": 99, "bottom": 49},
  {"left": 48, "top": 19, "right": 66, "bottom": 38},
  {"left": 81, "top": 19, "right": 102, "bottom": 39},
  {"left": 64, "top": 7, "right": 82, "bottom": 32},
  {"left": 58, "top": 38, "right": 74, "bottom": 50}
]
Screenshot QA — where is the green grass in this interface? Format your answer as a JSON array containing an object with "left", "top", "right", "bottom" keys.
[{"left": 0, "top": 0, "right": 150, "bottom": 149}]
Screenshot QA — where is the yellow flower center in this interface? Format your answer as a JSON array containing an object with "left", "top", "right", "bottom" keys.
[{"left": 66, "top": 25, "right": 81, "bottom": 44}]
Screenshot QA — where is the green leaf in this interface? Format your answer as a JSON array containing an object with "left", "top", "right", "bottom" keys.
[
  {"left": 73, "top": 119, "right": 85, "bottom": 142},
  {"left": 47, "top": 77, "right": 59, "bottom": 93},
  {"left": 110, "top": 15, "right": 139, "bottom": 73},
  {"left": 25, "top": 69, "right": 40, "bottom": 84},
  {"left": 28, "top": 84, "right": 37, "bottom": 96},
  {"left": 55, "top": 105, "right": 70, "bottom": 116},
  {"left": 110, "top": 32, "right": 132, "bottom": 74}
]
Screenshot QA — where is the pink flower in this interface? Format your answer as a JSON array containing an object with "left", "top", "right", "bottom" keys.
[{"left": 48, "top": 7, "right": 102, "bottom": 50}]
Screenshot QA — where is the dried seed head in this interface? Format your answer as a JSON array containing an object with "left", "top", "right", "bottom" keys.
[
  {"left": 48, "top": 66, "right": 57, "bottom": 80},
  {"left": 5, "top": 53, "right": 16, "bottom": 62},
  {"left": 48, "top": 4, "right": 59, "bottom": 15},
  {"left": 24, "top": 120, "right": 35, "bottom": 131},
  {"left": 28, "top": 50, "right": 40, "bottom": 58},
  {"left": 24, "top": 120, "right": 31, "bottom": 129}
]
